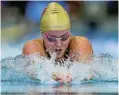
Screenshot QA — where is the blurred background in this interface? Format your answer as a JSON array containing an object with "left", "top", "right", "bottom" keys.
[{"left": 1, "top": 1, "right": 118, "bottom": 59}]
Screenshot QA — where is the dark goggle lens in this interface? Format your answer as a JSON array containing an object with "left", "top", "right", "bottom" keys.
[
  {"left": 45, "top": 33, "right": 70, "bottom": 42},
  {"left": 47, "top": 37, "right": 56, "bottom": 42},
  {"left": 61, "top": 35, "right": 69, "bottom": 41}
]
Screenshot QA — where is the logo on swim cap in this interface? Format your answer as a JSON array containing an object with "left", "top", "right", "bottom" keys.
[{"left": 40, "top": 2, "right": 70, "bottom": 33}]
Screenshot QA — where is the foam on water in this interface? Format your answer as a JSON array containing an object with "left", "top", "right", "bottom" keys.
[{"left": 1, "top": 52, "right": 118, "bottom": 85}]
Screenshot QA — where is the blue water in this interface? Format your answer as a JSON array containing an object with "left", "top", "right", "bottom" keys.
[
  {"left": 2, "top": 81, "right": 118, "bottom": 93},
  {"left": 1, "top": 52, "right": 118, "bottom": 94},
  {"left": 1, "top": 29, "right": 118, "bottom": 94}
]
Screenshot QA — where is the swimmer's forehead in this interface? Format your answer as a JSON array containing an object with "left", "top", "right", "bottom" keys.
[
  {"left": 42, "top": 29, "right": 70, "bottom": 33},
  {"left": 43, "top": 30, "right": 70, "bottom": 37}
]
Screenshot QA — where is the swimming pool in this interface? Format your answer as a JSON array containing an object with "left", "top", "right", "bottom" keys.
[
  {"left": 1, "top": 32, "right": 118, "bottom": 95},
  {"left": 2, "top": 81, "right": 118, "bottom": 94},
  {"left": 1, "top": 51, "right": 118, "bottom": 95}
]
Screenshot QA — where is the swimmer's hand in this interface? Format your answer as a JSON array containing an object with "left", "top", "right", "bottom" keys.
[{"left": 52, "top": 72, "right": 72, "bottom": 84}]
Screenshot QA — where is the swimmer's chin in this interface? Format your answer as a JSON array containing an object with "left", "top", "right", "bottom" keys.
[
  {"left": 56, "top": 53, "right": 64, "bottom": 59},
  {"left": 50, "top": 51, "right": 65, "bottom": 59}
]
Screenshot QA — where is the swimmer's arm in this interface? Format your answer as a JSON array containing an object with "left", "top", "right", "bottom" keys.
[
  {"left": 70, "top": 36, "right": 93, "bottom": 62},
  {"left": 22, "top": 40, "right": 47, "bottom": 81},
  {"left": 70, "top": 36, "right": 94, "bottom": 80},
  {"left": 22, "top": 40, "right": 46, "bottom": 56}
]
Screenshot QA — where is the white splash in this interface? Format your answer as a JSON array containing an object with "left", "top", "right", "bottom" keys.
[{"left": 1, "top": 53, "right": 118, "bottom": 84}]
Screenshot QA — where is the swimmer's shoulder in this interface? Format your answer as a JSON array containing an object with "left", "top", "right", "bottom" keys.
[
  {"left": 70, "top": 36, "right": 91, "bottom": 43},
  {"left": 22, "top": 38, "right": 46, "bottom": 56},
  {"left": 33, "top": 38, "right": 44, "bottom": 44},
  {"left": 69, "top": 36, "right": 93, "bottom": 54},
  {"left": 23, "top": 38, "right": 43, "bottom": 48}
]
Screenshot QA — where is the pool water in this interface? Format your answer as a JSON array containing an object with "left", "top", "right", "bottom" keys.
[
  {"left": 2, "top": 81, "right": 118, "bottom": 94},
  {"left": 1, "top": 30, "right": 118, "bottom": 94},
  {"left": 1, "top": 52, "right": 118, "bottom": 94}
]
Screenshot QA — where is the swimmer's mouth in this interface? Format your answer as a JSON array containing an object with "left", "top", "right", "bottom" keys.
[{"left": 55, "top": 49, "right": 62, "bottom": 55}]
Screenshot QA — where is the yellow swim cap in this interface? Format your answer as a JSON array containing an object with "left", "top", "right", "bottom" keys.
[{"left": 40, "top": 2, "right": 70, "bottom": 33}]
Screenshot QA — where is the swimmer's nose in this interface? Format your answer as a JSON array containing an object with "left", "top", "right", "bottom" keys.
[{"left": 55, "top": 39, "right": 62, "bottom": 47}]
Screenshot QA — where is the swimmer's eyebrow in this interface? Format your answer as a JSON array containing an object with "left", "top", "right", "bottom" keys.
[{"left": 49, "top": 32, "right": 68, "bottom": 37}]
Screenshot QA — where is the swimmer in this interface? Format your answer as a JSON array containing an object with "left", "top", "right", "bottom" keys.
[{"left": 23, "top": 2, "right": 93, "bottom": 84}]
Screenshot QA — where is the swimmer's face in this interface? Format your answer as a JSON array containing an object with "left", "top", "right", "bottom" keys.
[{"left": 42, "top": 30, "right": 71, "bottom": 59}]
